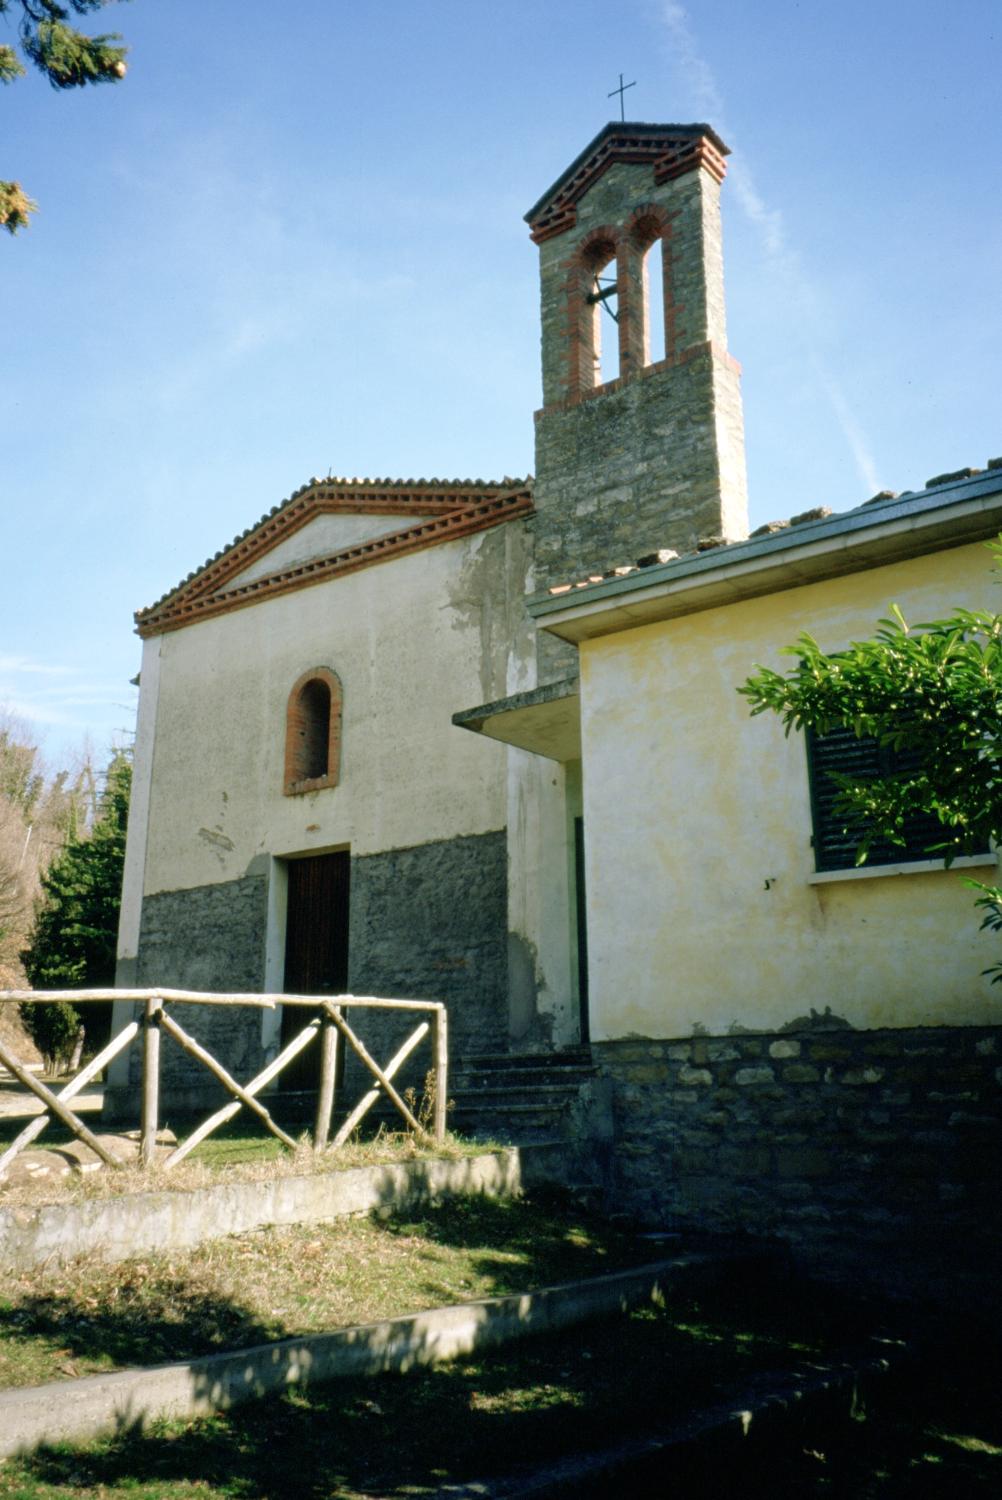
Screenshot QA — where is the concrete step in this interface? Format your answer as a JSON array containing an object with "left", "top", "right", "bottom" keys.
[
  {"left": 453, "top": 1066, "right": 596, "bottom": 1091},
  {"left": 446, "top": 1047, "right": 604, "bottom": 1153},
  {"left": 450, "top": 1083, "right": 586, "bottom": 1106},
  {"left": 450, "top": 1098, "right": 576, "bottom": 1122},
  {"left": 0, "top": 1061, "right": 44, "bottom": 1081},
  {"left": 456, "top": 1048, "right": 593, "bottom": 1072}
]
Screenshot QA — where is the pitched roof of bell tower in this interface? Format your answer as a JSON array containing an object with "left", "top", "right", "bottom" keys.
[{"left": 525, "top": 121, "right": 730, "bottom": 244}]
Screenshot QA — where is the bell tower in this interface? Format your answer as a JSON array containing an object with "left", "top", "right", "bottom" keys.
[{"left": 526, "top": 122, "right": 749, "bottom": 594}]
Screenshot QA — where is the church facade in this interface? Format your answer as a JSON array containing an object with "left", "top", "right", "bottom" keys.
[{"left": 111, "top": 121, "right": 749, "bottom": 1110}]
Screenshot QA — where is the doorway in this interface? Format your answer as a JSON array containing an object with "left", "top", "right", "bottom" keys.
[
  {"left": 281, "top": 850, "right": 350, "bottom": 1089},
  {"left": 574, "top": 815, "right": 590, "bottom": 1043}
]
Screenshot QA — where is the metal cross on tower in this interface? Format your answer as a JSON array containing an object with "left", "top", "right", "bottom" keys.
[{"left": 607, "top": 73, "right": 636, "bottom": 122}]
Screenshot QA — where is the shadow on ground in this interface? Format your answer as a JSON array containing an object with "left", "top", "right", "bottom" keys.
[
  {"left": 11, "top": 1329, "right": 1002, "bottom": 1500},
  {"left": 0, "top": 1275, "right": 280, "bottom": 1376},
  {"left": 2, "top": 1265, "right": 938, "bottom": 1499}
]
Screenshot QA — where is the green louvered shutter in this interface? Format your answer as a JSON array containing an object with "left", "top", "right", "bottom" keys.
[{"left": 806, "top": 729, "right": 953, "bottom": 872}]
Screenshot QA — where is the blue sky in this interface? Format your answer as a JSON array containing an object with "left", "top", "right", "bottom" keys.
[{"left": 2, "top": 0, "right": 999, "bottom": 767}]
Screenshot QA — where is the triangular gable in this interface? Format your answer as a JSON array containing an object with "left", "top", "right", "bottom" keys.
[
  {"left": 524, "top": 121, "right": 729, "bottom": 244},
  {"left": 136, "top": 477, "right": 534, "bottom": 637},
  {"left": 226, "top": 511, "right": 443, "bottom": 587}
]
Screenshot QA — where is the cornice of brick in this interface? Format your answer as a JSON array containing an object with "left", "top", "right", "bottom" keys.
[
  {"left": 136, "top": 487, "right": 535, "bottom": 638},
  {"left": 526, "top": 123, "right": 730, "bottom": 245},
  {"left": 158, "top": 479, "right": 518, "bottom": 614},
  {"left": 533, "top": 339, "right": 740, "bottom": 418}
]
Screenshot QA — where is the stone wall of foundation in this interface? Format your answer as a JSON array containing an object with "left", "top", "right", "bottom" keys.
[{"left": 593, "top": 1023, "right": 1002, "bottom": 1309}]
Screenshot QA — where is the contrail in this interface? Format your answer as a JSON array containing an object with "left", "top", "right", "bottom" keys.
[{"left": 659, "top": 2, "right": 882, "bottom": 500}]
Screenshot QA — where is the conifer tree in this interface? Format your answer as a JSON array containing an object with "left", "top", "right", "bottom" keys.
[
  {"left": 21, "top": 749, "right": 130, "bottom": 1063},
  {"left": 1, "top": 1, "right": 129, "bottom": 234}
]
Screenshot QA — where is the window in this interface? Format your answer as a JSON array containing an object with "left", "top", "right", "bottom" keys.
[
  {"left": 806, "top": 727, "right": 952, "bottom": 873},
  {"left": 284, "top": 668, "right": 342, "bottom": 795}
]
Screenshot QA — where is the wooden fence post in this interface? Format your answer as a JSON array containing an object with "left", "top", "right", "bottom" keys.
[
  {"left": 433, "top": 1005, "right": 448, "bottom": 1145},
  {"left": 314, "top": 1007, "right": 340, "bottom": 1151},
  {"left": 140, "top": 995, "right": 162, "bottom": 1167}
]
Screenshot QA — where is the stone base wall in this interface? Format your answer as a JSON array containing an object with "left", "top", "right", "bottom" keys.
[
  {"left": 344, "top": 830, "right": 509, "bottom": 1098},
  {"left": 108, "top": 832, "right": 509, "bottom": 1120},
  {"left": 105, "top": 875, "right": 271, "bottom": 1116},
  {"left": 593, "top": 1024, "right": 1002, "bottom": 1310}
]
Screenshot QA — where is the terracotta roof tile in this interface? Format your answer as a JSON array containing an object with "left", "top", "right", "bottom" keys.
[{"left": 540, "top": 459, "right": 996, "bottom": 598}]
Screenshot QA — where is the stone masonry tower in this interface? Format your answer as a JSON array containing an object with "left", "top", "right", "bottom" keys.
[{"left": 526, "top": 122, "right": 749, "bottom": 594}]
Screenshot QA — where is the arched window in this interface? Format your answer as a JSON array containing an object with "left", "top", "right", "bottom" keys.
[{"left": 284, "top": 667, "right": 342, "bottom": 795}]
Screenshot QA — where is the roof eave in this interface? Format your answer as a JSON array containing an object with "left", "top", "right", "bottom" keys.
[{"left": 529, "top": 474, "right": 1002, "bottom": 643}]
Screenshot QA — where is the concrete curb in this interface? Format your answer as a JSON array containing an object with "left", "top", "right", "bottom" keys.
[
  {"left": 431, "top": 1339, "right": 909, "bottom": 1497},
  {"left": 0, "top": 1148, "right": 524, "bottom": 1272},
  {"left": 0, "top": 1253, "right": 741, "bottom": 1459}
]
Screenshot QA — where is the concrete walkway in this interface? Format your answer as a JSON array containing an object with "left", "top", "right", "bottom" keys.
[{"left": 0, "top": 1083, "right": 104, "bottom": 1118}]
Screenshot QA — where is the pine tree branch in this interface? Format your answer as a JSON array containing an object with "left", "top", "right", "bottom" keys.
[{"left": 0, "top": 179, "right": 38, "bottom": 233}]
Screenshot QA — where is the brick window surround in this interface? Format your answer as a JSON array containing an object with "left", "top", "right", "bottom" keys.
[{"left": 284, "top": 667, "right": 342, "bottom": 796}]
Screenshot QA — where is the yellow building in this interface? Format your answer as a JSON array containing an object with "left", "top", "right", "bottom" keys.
[
  {"left": 462, "top": 468, "right": 1002, "bottom": 1298},
  {"left": 530, "top": 475, "right": 1002, "bottom": 1040}
]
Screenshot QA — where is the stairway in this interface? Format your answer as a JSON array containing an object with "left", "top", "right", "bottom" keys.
[{"left": 446, "top": 1047, "right": 612, "bottom": 1199}]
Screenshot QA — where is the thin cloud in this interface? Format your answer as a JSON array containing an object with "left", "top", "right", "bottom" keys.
[
  {"left": 661, "top": 0, "right": 726, "bottom": 120},
  {"left": 811, "top": 358, "right": 881, "bottom": 496},
  {"left": 0, "top": 658, "right": 135, "bottom": 736},
  {"left": 0, "top": 698, "right": 75, "bottom": 728},
  {"left": 0, "top": 656, "right": 73, "bottom": 678},
  {"left": 658, "top": 2, "right": 881, "bottom": 499}
]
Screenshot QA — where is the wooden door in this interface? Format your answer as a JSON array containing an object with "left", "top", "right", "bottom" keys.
[{"left": 281, "top": 851, "right": 350, "bottom": 1088}]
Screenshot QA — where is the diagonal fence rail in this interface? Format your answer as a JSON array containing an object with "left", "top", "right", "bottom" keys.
[{"left": 0, "top": 990, "right": 448, "bottom": 1182}]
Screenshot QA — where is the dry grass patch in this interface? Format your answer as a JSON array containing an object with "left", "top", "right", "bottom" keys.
[
  {"left": 0, "top": 1191, "right": 649, "bottom": 1390},
  {"left": 0, "top": 1120, "right": 492, "bottom": 1210}
]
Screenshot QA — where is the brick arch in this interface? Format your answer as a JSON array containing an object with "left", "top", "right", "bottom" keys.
[
  {"left": 624, "top": 202, "right": 672, "bottom": 250},
  {"left": 284, "top": 666, "right": 343, "bottom": 796},
  {"left": 577, "top": 225, "right": 620, "bottom": 272},
  {"left": 622, "top": 203, "right": 676, "bottom": 367}
]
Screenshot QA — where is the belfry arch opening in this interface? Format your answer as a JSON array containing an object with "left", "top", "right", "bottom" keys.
[
  {"left": 584, "top": 238, "right": 620, "bottom": 387},
  {"left": 644, "top": 237, "right": 667, "bottom": 364},
  {"left": 626, "top": 211, "right": 669, "bottom": 370}
]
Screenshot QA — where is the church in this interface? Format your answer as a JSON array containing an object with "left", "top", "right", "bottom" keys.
[{"left": 112, "top": 122, "right": 1002, "bottom": 1297}]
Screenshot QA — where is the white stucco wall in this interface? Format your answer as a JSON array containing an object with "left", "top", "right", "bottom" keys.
[
  {"left": 116, "top": 635, "right": 162, "bottom": 968},
  {"left": 578, "top": 541, "right": 1002, "bottom": 1039},
  {"left": 139, "top": 522, "right": 530, "bottom": 898}
]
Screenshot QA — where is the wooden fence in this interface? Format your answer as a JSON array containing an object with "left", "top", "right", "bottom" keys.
[{"left": 0, "top": 989, "right": 447, "bottom": 1182}]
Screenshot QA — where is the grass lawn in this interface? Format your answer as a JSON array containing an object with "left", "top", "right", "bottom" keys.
[
  {"left": 1, "top": 1185, "right": 996, "bottom": 1496},
  {"left": 0, "top": 1266, "right": 899, "bottom": 1499},
  {"left": 0, "top": 1192, "right": 656, "bottom": 1390}
]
